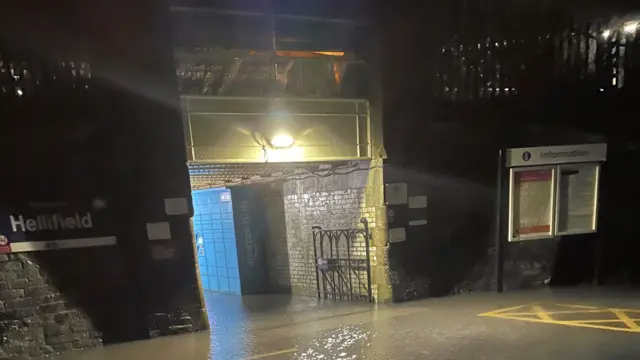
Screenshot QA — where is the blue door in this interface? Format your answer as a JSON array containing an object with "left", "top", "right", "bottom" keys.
[{"left": 192, "top": 188, "right": 241, "bottom": 294}]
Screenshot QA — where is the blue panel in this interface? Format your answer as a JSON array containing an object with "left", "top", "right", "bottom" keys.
[
  {"left": 206, "top": 253, "right": 216, "bottom": 267},
  {"left": 229, "top": 278, "right": 241, "bottom": 293},
  {"left": 218, "top": 277, "right": 230, "bottom": 292},
  {"left": 192, "top": 187, "right": 241, "bottom": 294},
  {"left": 212, "top": 221, "right": 223, "bottom": 230},
  {"left": 210, "top": 213, "right": 222, "bottom": 220},
  {"left": 208, "top": 277, "right": 219, "bottom": 291},
  {"left": 221, "top": 202, "right": 233, "bottom": 213},
  {"left": 216, "top": 252, "right": 227, "bottom": 267},
  {"left": 227, "top": 267, "right": 240, "bottom": 278},
  {"left": 197, "top": 256, "right": 207, "bottom": 267},
  {"left": 227, "top": 252, "right": 238, "bottom": 268},
  {"left": 208, "top": 267, "right": 218, "bottom": 277},
  {"left": 204, "top": 242, "right": 215, "bottom": 257}
]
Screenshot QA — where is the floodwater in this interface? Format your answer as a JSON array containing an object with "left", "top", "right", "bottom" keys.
[{"left": 51, "top": 288, "right": 640, "bottom": 360}]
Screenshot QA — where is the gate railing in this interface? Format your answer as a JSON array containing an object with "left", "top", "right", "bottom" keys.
[{"left": 311, "top": 218, "right": 373, "bottom": 302}]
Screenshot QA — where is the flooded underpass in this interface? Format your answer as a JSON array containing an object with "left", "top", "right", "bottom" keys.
[{"left": 46, "top": 288, "right": 640, "bottom": 360}]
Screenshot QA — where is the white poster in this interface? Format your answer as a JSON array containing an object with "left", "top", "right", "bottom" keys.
[
  {"left": 511, "top": 169, "right": 554, "bottom": 240},
  {"left": 556, "top": 165, "right": 598, "bottom": 234}
]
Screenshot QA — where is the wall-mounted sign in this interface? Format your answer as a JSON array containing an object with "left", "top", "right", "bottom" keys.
[
  {"left": 506, "top": 143, "right": 607, "bottom": 168},
  {"left": 220, "top": 191, "right": 231, "bottom": 202},
  {"left": 506, "top": 144, "right": 605, "bottom": 242},
  {"left": 0, "top": 199, "right": 116, "bottom": 253}
]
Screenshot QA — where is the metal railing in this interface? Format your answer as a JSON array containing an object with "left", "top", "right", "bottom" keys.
[
  {"left": 182, "top": 95, "right": 371, "bottom": 163},
  {"left": 435, "top": 21, "right": 640, "bottom": 101}
]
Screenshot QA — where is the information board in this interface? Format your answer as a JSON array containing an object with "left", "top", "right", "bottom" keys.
[
  {"left": 505, "top": 143, "right": 606, "bottom": 242},
  {"left": 556, "top": 164, "right": 599, "bottom": 234},
  {"left": 510, "top": 168, "right": 554, "bottom": 241}
]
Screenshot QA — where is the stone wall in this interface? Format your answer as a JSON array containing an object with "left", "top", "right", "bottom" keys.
[
  {"left": 0, "top": 253, "right": 102, "bottom": 359},
  {"left": 275, "top": 160, "right": 391, "bottom": 302},
  {"left": 384, "top": 160, "right": 498, "bottom": 301},
  {"left": 0, "top": 213, "right": 208, "bottom": 360},
  {"left": 382, "top": 119, "right": 505, "bottom": 302},
  {"left": 262, "top": 185, "right": 290, "bottom": 294}
]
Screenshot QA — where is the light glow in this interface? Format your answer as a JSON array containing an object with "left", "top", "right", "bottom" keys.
[
  {"left": 270, "top": 134, "right": 295, "bottom": 149},
  {"left": 264, "top": 146, "right": 304, "bottom": 162},
  {"left": 623, "top": 22, "right": 638, "bottom": 34},
  {"left": 603, "top": 29, "right": 612, "bottom": 39}
]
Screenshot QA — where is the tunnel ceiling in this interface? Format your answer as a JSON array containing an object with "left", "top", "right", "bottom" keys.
[{"left": 189, "top": 161, "right": 361, "bottom": 189}]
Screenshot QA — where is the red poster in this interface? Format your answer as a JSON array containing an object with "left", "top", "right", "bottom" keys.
[
  {"left": 513, "top": 169, "right": 553, "bottom": 238},
  {"left": 0, "top": 235, "right": 12, "bottom": 254}
]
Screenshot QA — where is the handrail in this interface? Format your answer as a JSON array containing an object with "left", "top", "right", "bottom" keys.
[{"left": 181, "top": 95, "right": 368, "bottom": 103}]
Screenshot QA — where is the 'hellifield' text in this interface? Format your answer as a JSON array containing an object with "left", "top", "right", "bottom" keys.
[{"left": 9, "top": 213, "right": 93, "bottom": 232}]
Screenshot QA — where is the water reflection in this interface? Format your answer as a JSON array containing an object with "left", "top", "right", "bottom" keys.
[
  {"left": 205, "top": 292, "right": 250, "bottom": 359},
  {"left": 295, "top": 325, "right": 373, "bottom": 360},
  {"left": 47, "top": 290, "right": 640, "bottom": 360}
]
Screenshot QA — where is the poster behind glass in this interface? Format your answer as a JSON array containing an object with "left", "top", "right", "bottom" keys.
[
  {"left": 510, "top": 168, "right": 554, "bottom": 241},
  {"left": 556, "top": 164, "right": 599, "bottom": 234}
]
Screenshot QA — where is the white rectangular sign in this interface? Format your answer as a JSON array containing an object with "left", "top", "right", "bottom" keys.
[{"left": 506, "top": 143, "right": 607, "bottom": 167}]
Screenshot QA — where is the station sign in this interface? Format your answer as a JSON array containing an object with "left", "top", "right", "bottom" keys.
[
  {"left": 506, "top": 144, "right": 605, "bottom": 242},
  {"left": 0, "top": 198, "right": 116, "bottom": 253}
]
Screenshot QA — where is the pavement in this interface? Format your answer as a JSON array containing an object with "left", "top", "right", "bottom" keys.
[{"left": 50, "top": 287, "right": 640, "bottom": 360}]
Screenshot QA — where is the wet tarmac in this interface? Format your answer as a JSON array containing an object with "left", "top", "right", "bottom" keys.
[{"left": 51, "top": 288, "right": 640, "bottom": 360}]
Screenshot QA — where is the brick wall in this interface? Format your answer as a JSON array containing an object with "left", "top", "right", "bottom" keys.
[
  {"left": 276, "top": 160, "right": 390, "bottom": 301},
  {"left": 0, "top": 200, "right": 208, "bottom": 360},
  {"left": 262, "top": 185, "right": 290, "bottom": 292},
  {"left": 0, "top": 253, "right": 102, "bottom": 359}
]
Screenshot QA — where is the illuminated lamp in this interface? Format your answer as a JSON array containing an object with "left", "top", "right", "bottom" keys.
[{"left": 269, "top": 134, "right": 295, "bottom": 149}]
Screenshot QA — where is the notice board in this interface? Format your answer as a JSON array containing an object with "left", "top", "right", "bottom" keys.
[
  {"left": 556, "top": 164, "right": 599, "bottom": 235},
  {"left": 507, "top": 163, "right": 601, "bottom": 242},
  {"left": 506, "top": 144, "right": 605, "bottom": 242}
]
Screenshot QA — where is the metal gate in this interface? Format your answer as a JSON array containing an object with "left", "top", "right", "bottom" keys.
[{"left": 312, "top": 218, "right": 373, "bottom": 302}]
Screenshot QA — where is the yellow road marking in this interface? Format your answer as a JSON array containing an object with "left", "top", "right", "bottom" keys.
[
  {"left": 532, "top": 305, "right": 553, "bottom": 321},
  {"left": 611, "top": 309, "right": 640, "bottom": 331},
  {"left": 564, "top": 319, "right": 640, "bottom": 324},
  {"left": 478, "top": 304, "right": 532, "bottom": 317},
  {"left": 248, "top": 348, "right": 296, "bottom": 359},
  {"left": 556, "top": 303, "right": 598, "bottom": 310},
  {"left": 479, "top": 303, "right": 640, "bottom": 333},
  {"left": 505, "top": 310, "right": 608, "bottom": 316},
  {"left": 488, "top": 314, "right": 640, "bottom": 333}
]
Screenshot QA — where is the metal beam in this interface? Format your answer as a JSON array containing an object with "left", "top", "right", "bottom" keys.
[{"left": 170, "top": 6, "right": 365, "bottom": 26}]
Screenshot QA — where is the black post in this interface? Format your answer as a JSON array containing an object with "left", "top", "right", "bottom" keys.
[
  {"left": 592, "top": 235, "right": 602, "bottom": 286},
  {"left": 361, "top": 218, "right": 373, "bottom": 303},
  {"left": 592, "top": 168, "right": 603, "bottom": 286},
  {"left": 495, "top": 149, "right": 505, "bottom": 293},
  {"left": 312, "top": 226, "right": 322, "bottom": 299}
]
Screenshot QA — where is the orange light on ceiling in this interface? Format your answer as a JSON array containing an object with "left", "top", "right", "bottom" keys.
[{"left": 313, "top": 51, "right": 345, "bottom": 57}]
